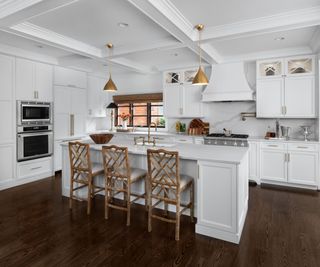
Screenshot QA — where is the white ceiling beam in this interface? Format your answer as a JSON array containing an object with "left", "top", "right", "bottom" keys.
[
  {"left": 0, "top": 0, "right": 79, "bottom": 27},
  {"left": 0, "top": 0, "right": 44, "bottom": 19},
  {"left": 127, "top": 0, "right": 222, "bottom": 64},
  {"left": 103, "top": 38, "right": 186, "bottom": 58},
  {"left": 310, "top": 27, "right": 320, "bottom": 53},
  {"left": 10, "top": 22, "right": 102, "bottom": 57},
  {"left": 110, "top": 57, "right": 156, "bottom": 74},
  {"left": 202, "top": 6, "right": 320, "bottom": 42},
  {"left": 222, "top": 46, "right": 313, "bottom": 63}
]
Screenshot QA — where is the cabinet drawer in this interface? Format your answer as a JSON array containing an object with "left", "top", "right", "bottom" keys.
[
  {"left": 288, "top": 143, "right": 318, "bottom": 152},
  {"left": 260, "top": 142, "right": 286, "bottom": 150},
  {"left": 18, "top": 157, "right": 52, "bottom": 179}
]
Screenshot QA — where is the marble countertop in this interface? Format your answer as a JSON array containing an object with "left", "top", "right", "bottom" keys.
[
  {"left": 62, "top": 138, "right": 248, "bottom": 164},
  {"left": 248, "top": 136, "right": 319, "bottom": 144}
]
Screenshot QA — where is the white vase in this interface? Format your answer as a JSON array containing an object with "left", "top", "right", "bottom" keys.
[{"left": 123, "top": 120, "right": 128, "bottom": 130}]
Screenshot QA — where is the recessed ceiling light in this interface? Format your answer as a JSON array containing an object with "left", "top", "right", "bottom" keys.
[
  {"left": 118, "top": 22, "right": 129, "bottom": 28},
  {"left": 171, "top": 53, "right": 178, "bottom": 57},
  {"left": 35, "top": 44, "right": 43, "bottom": 48},
  {"left": 274, "top": 37, "right": 285, "bottom": 41}
]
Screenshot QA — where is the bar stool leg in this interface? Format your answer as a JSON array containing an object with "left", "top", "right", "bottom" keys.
[
  {"left": 105, "top": 178, "right": 109, "bottom": 220},
  {"left": 175, "top": 201, "right": 180, "bottom": 241},
  {"left": 148, "top": 194, "right": 152, "bottom": 232},
  {"left": 69, "top": 177, "right": 73, "bottom": 210},
  {"left": 126, "top": 185, "right": 131, "bottom": 226},
  {"left": 87, "top": 183, "right": 92, "bottom": 215}
]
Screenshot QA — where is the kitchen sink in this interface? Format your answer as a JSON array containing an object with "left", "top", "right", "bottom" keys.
[{"left": 135, "top": 142, "right": 176, "bottom": 148}]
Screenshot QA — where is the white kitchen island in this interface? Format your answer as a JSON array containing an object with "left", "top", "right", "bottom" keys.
[{"left": 61, "top": 138, "right": 249, "bottom": 244}]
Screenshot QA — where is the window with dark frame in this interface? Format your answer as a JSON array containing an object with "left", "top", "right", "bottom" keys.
[{"left": 115, "top": 102, "right": 165, "bottom": 128}]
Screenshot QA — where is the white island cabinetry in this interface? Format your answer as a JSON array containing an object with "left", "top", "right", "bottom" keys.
[{"left": 60, "top": 139, "right": 249, "bottom": 244}]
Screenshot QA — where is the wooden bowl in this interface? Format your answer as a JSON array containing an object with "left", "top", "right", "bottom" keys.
[{"left": 89, "top": 134, "right": 113, "bottom": 144}]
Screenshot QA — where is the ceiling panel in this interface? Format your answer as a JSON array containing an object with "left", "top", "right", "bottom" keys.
[
  {"left": 0, "top": 30, "right": 71, "bottom": 57},
  {"left": 28, "top": 0, "right": 178, "bottom": 49},
  {"left": 171, "top": 0, "right": 320, "bottom": 27},
  {"left": 209, "top": 27, "right": 317, "bottom": 57},
  {"left": 124, "top": 47, "right": 200, "bottom": 69}
]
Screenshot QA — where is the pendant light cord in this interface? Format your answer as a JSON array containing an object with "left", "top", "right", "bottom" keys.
[
  {"left": 109, "top": 46, "right": 112, "bottom": 77},
  {"left": 198, "top": 28, "right": 202, "bottom": 68}
]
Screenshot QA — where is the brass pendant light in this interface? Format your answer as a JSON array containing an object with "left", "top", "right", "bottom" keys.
[
  {"left": 192, "top": 24, "right": 209, "bottom": 85},
  {"left": 104, "top": 43, "right": 118, "bottom": 91}
]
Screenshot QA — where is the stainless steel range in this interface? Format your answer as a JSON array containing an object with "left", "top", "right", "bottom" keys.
[{"left": 204, "top": 133, "right": 249, "bottom": 147}]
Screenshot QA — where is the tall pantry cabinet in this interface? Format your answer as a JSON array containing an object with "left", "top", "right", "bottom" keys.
[{"left": 53, "top": 66, "right": 87, "bottom": 171}]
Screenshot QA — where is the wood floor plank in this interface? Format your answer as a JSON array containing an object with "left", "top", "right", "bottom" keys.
[{"left": 0, "top": 175, "right": 319, "bottom": 267}]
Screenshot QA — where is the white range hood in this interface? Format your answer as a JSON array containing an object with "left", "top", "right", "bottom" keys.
[{"left": 202, "top": 62, "right": 255, "bottom": 102}]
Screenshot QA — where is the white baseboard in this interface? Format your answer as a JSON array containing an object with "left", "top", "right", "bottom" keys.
[{"left": 0, "top": 172, "right": 53, "bottom": 191}]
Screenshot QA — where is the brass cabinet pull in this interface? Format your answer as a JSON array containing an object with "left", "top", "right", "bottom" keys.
[{"left": 70, "top": 114, "right": 75, "bottom": 136}]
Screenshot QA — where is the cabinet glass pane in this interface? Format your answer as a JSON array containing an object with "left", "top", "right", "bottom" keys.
[
  {"left": 165, "top": 72, "right": 180, "bottom": 84},
  {"left": 259, "top": 61, "right": 282, "bottom": 77},
  {"left": 287, "top": 58, "right": 312, "bottom": 75},
  {"left": 184, "top": 70, "right": 197, "bottom": 83}
]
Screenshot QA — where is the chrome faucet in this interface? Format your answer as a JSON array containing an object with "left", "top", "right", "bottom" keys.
[{"left": 147, "top": 122, "right": 157, "bottom": 144}]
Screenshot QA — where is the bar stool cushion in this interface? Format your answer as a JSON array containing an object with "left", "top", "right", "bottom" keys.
[
  {"left": 92, "top": 163, "right": 104, "bottom": 175},
  {"left": 131, "top": 168, "right": 147, "bottom": 181},
  {"left": 180, "top": 174, "right": 193, "bottom": 190}
]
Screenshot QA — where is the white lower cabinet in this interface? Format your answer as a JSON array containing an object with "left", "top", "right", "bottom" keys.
[
  {"left": 17, "top": 157, "right": 53, "bottom": 180},
  {"left": 260, "top": 148, "right": 287, "bottom": 182},
  {"left": 0, "top": 144, "right": 15, "bottom": 183},
  {"left": 287, "top": 150, "right": 318, "bottom": 186},
  {"left": 259, "top": 142, "right": 319, "bottom": 187}
]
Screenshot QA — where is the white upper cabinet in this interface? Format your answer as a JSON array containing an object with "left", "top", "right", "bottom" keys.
[
  {"left": 256, "top": 55, "right": 315, "bottom": 118},
  {"left": 54, "top": 66, "right": 87, "bottom": 89},
  {"left": 16, "top": 58, "right": 53, "bottom": 102},
  {"left": 35, "top": 62, "right": 53, "bottom": 101},
  {"left": 87, "top": 75, "right": 110, "bottom": 117},
  {"left": 0, "top": 55, "right": 15, "bottom": 144},
  {"left": 54, "top": 86, "right": 86, "bottom": 139},
  {"left": 163, "top": 69, "right": 204, "bottom": 118},
  {"left": 256, "top": 78, "right": 284, "bottom": 118},
  {"left": 285, "top": 76, "right": 315, "bottom": 117}
]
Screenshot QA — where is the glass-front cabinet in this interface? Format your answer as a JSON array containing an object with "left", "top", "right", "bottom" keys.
[
  {"left": 258, "top": 59, "right": 283, "bottom": 78},
  {"left": 164, "top": 69, "right": 198, "bottom": 85},
  {"left": 256, "top": 54, "right": 315, "bottom": 118},
  {"left": 257, "top": 55, "right": 315, "bottom": 79},
  {"left": 286, "top": 56, "right": 314, "bottom": 76}
]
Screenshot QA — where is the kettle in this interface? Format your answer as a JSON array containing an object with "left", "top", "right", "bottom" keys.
[{"left": 281, "top": 126, "right": 291, "bottom": 140}]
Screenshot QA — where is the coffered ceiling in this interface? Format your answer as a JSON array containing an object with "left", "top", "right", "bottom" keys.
[{"left": 0, "top": 0, "right": 319, "bottom": 74}]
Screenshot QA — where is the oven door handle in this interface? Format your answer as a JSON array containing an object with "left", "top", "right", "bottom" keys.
[{"left": 18, "top": 132, "right": 53, "bottom": 137}]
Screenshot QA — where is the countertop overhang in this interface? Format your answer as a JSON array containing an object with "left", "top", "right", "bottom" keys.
[{"left": 62, "top": 139, "right": 248, "bottom": 165}]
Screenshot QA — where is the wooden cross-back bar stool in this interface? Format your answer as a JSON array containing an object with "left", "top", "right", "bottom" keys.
[
  {"left": 68, "top": 141, "right": 104, "bottom": 215},
  {"left": 102, "top": 145, "right": 147, "bottom": 226},
  {"left": 147, "top": 148, "right": 194, "bottom": 241}
]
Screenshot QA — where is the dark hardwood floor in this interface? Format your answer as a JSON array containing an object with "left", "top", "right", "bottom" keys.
[{"left": 0, "top": 174, "right": 320, "bottom": 267}]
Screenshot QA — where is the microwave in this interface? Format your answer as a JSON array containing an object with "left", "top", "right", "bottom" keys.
[{"left": 17, "top": 101, "right": 53, "bottom": 125}]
